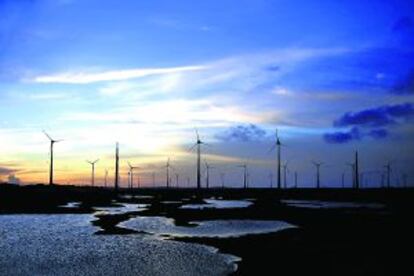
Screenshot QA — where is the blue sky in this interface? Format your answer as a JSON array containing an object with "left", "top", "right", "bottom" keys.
[{"left": 0, "top": 0, "right": 413, "bottom": 187}]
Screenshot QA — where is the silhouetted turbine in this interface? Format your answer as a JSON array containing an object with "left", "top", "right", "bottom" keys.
[
  {"left": 294, "top": 171, "right": 298, "bottom": 188},
  {"left": 384, "top": 161, "right": 392, "bottom": 188},
  {"left": 354, "top": 151, "right": 360, "bottom": 189},
  {"left": 312, "top": 161, "right": 324, "bottom": 189},
  {"left": 104, "top": 169, "right": 109, "bottom": 187},
  {"left": 269, "top": 129, "right": 283, "bottom": 189},
  {"left": 163, "top": 158, "right": 174, "bottom": 188},
  {"left": 43, "top": 131, "right": 63, "bottom": 185},
  {"left": 205, "top": 160, "right": 215, "bottom": 188},
  {"left": 175, "top": 173, "right": 179, "bottom": 188},
  {"left": 237, "top": 163, "right": 248, "bottom": 189},
  {"left": 220, "top": 172, "right": 225, "bottom": 188},
  {"left": 190, "top": 129, "right": 208, "bottom": 189},
  {"left": 282, "top": 161, "right": 289, "bottom": 188},
  {"left": 268, "top": 172, "right": 274, "bottom": 188},
  {"left": 346, "top": 162, "right": 356, "bottom": 188},
  {"left": 86, "top": 159, "right": 99, "bottom": 187},
  {"left": 114, "top": 142, "right": 119, "bottom": 191},
  {"left": 128, "top": 162, "right": 140, "bottom": 189}
]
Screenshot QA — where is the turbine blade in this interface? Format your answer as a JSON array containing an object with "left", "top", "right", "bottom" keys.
[
  {"left": 43, "top": 130, "right": 53, "bottom": 141},
  {"left": 188, "top": 143, "right": 198, "bottom": 151},
  {"left": 195, "top": 128, "right": 200, "bottom": 140},
  {"left": 267, "top": 143, "right": 276, "bottom": 153}
]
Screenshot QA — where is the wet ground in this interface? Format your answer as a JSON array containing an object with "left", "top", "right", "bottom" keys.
[{"left": 1, "top": 184, "right": 414, "bottom": 275}]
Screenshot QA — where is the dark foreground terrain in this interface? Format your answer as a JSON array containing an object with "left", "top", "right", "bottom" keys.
[{"left": 1, "top": 183, "right": 414, "bottom": 275}]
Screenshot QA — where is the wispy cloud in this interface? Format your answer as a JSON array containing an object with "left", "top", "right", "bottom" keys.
[{"left": 32, "top": 65, "right": 205, "bottom": 84}]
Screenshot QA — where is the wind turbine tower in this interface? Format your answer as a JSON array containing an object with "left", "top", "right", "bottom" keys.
[
  {"left": 220, "top": 172, "right": 225, "bottom": 188},
  {"left": 205, "top": 161, "right": 214, "bottom": 188},
  {"left": 128, "top": 162, "right": 140, "bottom": 189},
  {"left": 175, "top": 173, "right": 179, "bottom": 188},
  {"left": 43, "top": 131, "right": 63, "bottom": 185},
  {"left": 355, "top": 151, "right": 360, "bottom": 189},
  {"left": 294, "top": 171, "right": 298, "bottom": 188},
  {"left": 86, "top": 159, "right": 99, "bottom": 186},
  {"left": 384, "top": 161, "right": 391, "bottom": 188},
  {"left": 312, "top": 161, "right": 324, "bottom": 189},
  {"left": 104, "top": 169, "right": 108, "bottom": 187},
  {"left": 190, "top": 129, "right": 207, "bottom": 189},
  {"left": 282, "top": 161, "right": 289, "bottom": 188},
  {"left": 269, "top": 129, "right": 282, "bottom": 189},
  {"left": 165, "top": 158, "right": 173, "bottom": 188},
  {"left": 114, "top": 142, "right": 119, "bottom": 191},
  {"left": 238, "top": 164, "right": 248, "bottom": 189}
]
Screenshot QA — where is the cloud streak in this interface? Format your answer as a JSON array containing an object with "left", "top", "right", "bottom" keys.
[{"left": 33, "top": 65, "right": 206, "bottom": 84}]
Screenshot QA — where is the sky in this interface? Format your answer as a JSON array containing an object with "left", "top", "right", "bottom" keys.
[{"left": 0, "top": 0, "right": 413, "bottom": 188}]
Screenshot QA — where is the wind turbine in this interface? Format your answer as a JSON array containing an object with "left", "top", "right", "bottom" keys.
[
  {"left": 86, "top": 159, "right": 99, "bottom": 187},
  {"left": 354, "top": 151, "right": 360, "bottom": 189},
  {"left": 268, "top": 129, "right": 283, "bottom": 189},
  {"left": 128, "top": 162, "right": 140, "bottom": 189},
  {"left": 312, "top": 161, "right": 324, "bottom": 189},
  {"left": 43, "top": 131, "right": 63, "bottom": 185},
  {"left": 282, "top": 161, "right": 289, "bottom": 188},
  {"left": 384, "top": 161, "right": 392, "bottom": 188},
  {"left": 114, "top": 142, "right": 119, "bottom": 191},
  {"left": 294, "top": 171, "right": 298, "bottom": 188},
  {"left": 220, "top": 172, "right": 225, "bottom": 188},
  {"left": 175, "top": 173, "right": 180, "bottom": 188},
  {"left": 163, "top": 158, "right": 174, "bottom": 188},
  {"left": 190, "top": 129, "right": 208, "bottom": 189},
  {"left": 346, "top": 162, "right": 356, "bottom": 188},
  {"left": 205, "top": 160, "right": 215, "bottom": 188},
  {"left": 268, "top": 172, "right": 274, "bottom": 188},
  {"left": 237, "top": 163, "right": 248, "bottom": 189},
  {"left": 104, "top": 169, "right": 109, "bottom": 187}
]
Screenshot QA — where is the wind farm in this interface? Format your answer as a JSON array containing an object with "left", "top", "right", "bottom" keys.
[{"left": 1, "top": 0, "right": 414, "bottom": 275}]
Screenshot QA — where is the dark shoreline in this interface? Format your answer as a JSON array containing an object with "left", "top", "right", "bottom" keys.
[{"left": 1, "top": 184, "right": 414, "bottom": 275}]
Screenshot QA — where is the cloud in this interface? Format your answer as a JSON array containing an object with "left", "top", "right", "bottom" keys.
[
  {"left": 0, "top": 166, "right": 18, "bottom": 175},
  {"left": 392, "top": 16, "right": 414, "bottom": 32},
  {"left": 215, "top": 124, "right": 267, "bottom": 142},
  {"left": 323, "top": 103, "right": 412, "bottom": 143},
  {"left": 32, "top": 65, "right": 205, "bottom": 84},
  {"left": 323, "top": 127, "right": 361, "bottom": 144},
  {"left": 333, "top": 103, "right": 414, "bottom": 128},
  {"left": 323, "top": 127, "right": 389, "bottom": 144},
  {"left": 368, "top": 128, "right": 388, "bottom": 139}
]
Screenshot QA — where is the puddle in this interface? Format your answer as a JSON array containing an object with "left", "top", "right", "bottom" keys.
[
  {"left": 180, "top": 199, "right": 253, "bottom": 210},
  {"left": 120, "top": 216, "right": 296, "bottom": 238},
  {"left": 0, "top": 214, "right": 238, "bottom": 276},
  {"left": 93, "top": 203, "right": 149, "bottom": 215},
  {"left": 281, "top": 199, "right": 385, "bottom": 209},
  {"left": 59, "top": 202, "right": 82, "bottom": 208}
]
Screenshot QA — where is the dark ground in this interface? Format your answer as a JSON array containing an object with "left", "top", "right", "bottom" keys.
[{"left": 1, "top": 183, "right": 413, "bottom": 275}]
